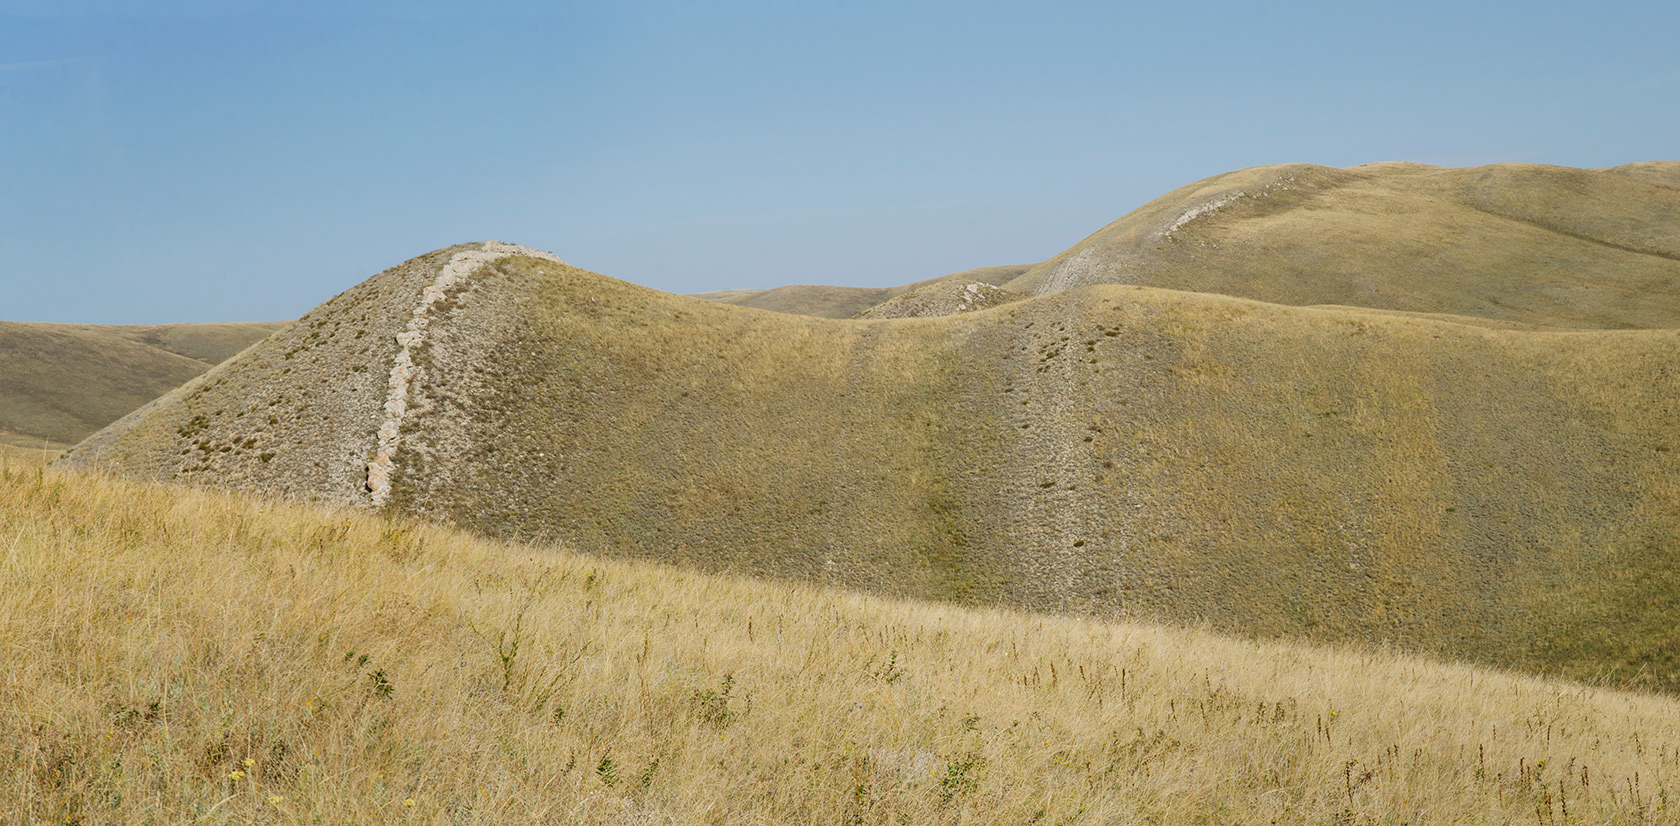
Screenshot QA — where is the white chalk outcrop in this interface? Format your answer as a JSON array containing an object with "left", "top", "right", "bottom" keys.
[
  {"left": 367, "top": 241, "right": 563, "bottom": 507},
  {"left": 1162, "top": 192, "right": 1247, "bottom": 239}
]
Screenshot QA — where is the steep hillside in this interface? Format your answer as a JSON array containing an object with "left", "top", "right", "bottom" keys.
[
  {"left": 691, "top": 264, "right": 1032, "bottom": 318},
  {"left": 1006, "top": 162, "right": 1680, "bottom": 329},
  {"left": 8, "top": 459, "right": 1679, "bottom": 823},
  {"left": 0, "top": 320, "right": 283, "bottom": 448},
  {"left": 60, "top": 241, "right": 1680, "bottom": 693}
]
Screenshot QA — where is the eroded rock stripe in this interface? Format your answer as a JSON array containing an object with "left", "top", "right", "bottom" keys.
[{"left": 367, "top": 241, "right": 562, "bottom": 506}]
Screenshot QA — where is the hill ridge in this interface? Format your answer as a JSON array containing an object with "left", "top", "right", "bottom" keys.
[{"left": 689, "top": 264, "right": 1034, "bottom": 318}]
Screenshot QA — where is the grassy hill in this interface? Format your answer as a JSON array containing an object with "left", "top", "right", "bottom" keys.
[
  {"left": 1005, "top": 162, "right": 1680, "bottom": 329},
  {"left": 59, "top": 239, "right": 1680, "bottom": 694},
  {"left": 6, "top": 458, "right": 1677, "bottom": 823},
  {"left": 0, "top": 320, "right": 283, "bottom": 450},
  {"left": 690, "top": 264, "right": 1033, "bottom": 318},
  {"left": 1601, "top": 160, "right": 1680, "bottom": 188}
]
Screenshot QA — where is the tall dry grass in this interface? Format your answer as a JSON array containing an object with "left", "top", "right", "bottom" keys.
[{"left": 3, "top": 460, "right": 1677, "bottom": 823}]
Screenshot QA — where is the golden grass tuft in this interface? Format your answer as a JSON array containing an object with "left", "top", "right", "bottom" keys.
[{"left": 5, "top": 460, "right": 1679, "bottom": 823}]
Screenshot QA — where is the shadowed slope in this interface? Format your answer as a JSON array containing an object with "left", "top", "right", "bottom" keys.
[
  {"left": 1006, "top": 162, "right": 1680, "bottom": 329},
  {"left": 60, "top": 243, "right": 1680, "bottom": 693},
  {"left": 0, "top": 320, "right": 283, "bottom": 448},
  {"left": 691, "top": 264, "right": 1033, "bottom": 318}
]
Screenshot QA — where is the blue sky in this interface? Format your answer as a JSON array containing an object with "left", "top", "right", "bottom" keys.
[{"left": 2, "top": 0, "right": 1676, "bottom": 323}]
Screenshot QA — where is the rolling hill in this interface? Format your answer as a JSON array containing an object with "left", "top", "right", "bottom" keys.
[
  {"left": 0, "top": 320, "right": 284, "bottom": 451},
  {"left": 1004, "top": 162, "right": 1680, "bottom": 329},
  {"left": 58, "top": 215, "right": 1680, "bottom": 693}
]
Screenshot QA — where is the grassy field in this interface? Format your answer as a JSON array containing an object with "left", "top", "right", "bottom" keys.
[
  {"left": 0, "top": 321, "right": 282, "bottom": 449},
  {"left": 6, "top": 459, "right": 1679, "bottom": 823}
]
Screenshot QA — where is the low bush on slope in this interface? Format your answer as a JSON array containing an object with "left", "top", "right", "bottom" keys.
[{"left": 4, "top": 461, "right": 1678, "bottom": 823}]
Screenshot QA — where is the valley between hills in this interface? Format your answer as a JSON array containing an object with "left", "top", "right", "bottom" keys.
[{"left": 6, "top": 160, "right": 1679, "bottom": 822}]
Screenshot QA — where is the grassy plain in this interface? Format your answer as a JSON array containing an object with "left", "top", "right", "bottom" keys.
[{"left": 6, "top": 459, "right": 1679, "bottom": 823}]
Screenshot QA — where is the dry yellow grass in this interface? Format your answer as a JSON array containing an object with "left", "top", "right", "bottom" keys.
[{"left": 5, "top": 460, "right": 1678, "bottom": 823}]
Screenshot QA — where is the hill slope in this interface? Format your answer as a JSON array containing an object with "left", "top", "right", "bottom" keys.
[
  {"left": 7, "top": 459, "right": 1678, "bottom": 823},
  {"left": 1006, "top": 162, "right": 1680, "bottom": 329},
  {"left": 0, "top": 320, "right": 284, "bottom": 449},
  {"left": 690, "top": 264, "right": 1033, "bottom": 318},
  {"left": 60, "top": 241, "right": 1680, "bottom": 693}
]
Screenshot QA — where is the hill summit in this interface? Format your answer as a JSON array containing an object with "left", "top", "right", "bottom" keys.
[{"left": 58, "top": 163, "right": 1680, "bottom": 693}]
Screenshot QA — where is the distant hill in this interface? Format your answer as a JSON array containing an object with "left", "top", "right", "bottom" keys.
[
  {"left": 60, "top": 226, "right": 1680, "bottom": 692},
  {"left": 0, "top": 321, "right": 284, "bottom": 450},
  {"left": 1005, "top": 162, "right": 1680, "bottom": 329},
  {"left": 853, "top": 278, "right": 1025, "bottom": 320},
  {"left": 689, "top": 264, "right": 1033, "bottom": 318}
]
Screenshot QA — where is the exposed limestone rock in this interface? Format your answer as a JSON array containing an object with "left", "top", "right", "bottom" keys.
[{"left": 369, "top": 242, "right": 562, "bottom": 506}]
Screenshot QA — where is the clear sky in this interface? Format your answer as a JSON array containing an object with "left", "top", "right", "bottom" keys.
[{"left": 2, "top": 0, "right": 1676, "bottom": 324}]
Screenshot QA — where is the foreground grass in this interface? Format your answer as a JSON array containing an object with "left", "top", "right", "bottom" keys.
[{"left": 4, "top": 462, "right": 1678, "bottom": 824}]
